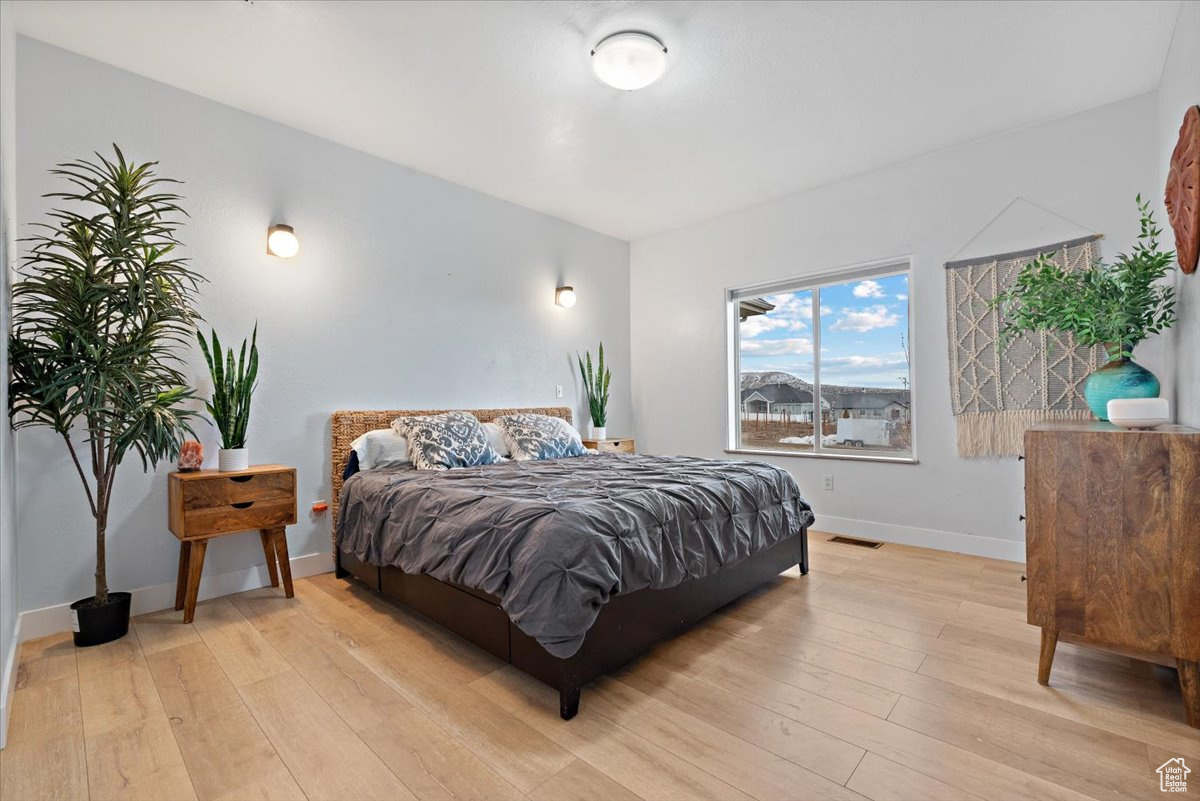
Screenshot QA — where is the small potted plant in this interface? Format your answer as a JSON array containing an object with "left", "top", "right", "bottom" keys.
[
  {"left": 993, "top": 197, "right": 1177, "bottom": 420},
  {"left": 8, "top": 146, "right": 202, "bottom": 646},
  {"left": 578, "top": 342, "right": 611, "bottom": 439},
  {"left": 196, "top": 326, "right": 259, "bottom": 472}
]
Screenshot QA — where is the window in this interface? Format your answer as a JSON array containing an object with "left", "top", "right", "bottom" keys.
[{"left": 729, "top": 261, "right": 913, "bottom": 460}]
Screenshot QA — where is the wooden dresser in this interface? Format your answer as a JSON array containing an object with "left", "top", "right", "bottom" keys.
[
  {"left": 1023, "top": 422, "right": 1200, "bottom": 727},
  {"left": 168, "top": 464, "right": 297, "bottom": 623}
]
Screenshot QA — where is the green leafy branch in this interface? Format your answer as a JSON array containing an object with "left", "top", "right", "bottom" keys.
[{"left": 991, "top": 197, "right": 1177, "bottom": 360}]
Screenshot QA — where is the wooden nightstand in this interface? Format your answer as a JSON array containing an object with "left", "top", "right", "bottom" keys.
[
  {"left": 168, "top": 464, "right": 298, "bottom": 623},
  {"left": 582, "top": 437, "right": 635, "bottom": 454}
]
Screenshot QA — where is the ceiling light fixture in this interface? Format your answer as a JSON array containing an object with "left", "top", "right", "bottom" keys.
[
  {"left": 555, "top": 285, "right": 577, "bottom": 308},
  {"left": 266, "top": 224, "right": 299, "bottom": 258},
  {"left": 591, "top": 31, "right": 667, "bottom": 91}
]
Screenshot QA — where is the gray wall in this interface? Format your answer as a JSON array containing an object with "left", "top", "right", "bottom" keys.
[
  {"left": 14, "top": 38, "right": 630, "bottom": 613},
  {"left": 1161, "top": 1, "right": 1200, "bottom": 427},
  {"left": 630, "top": 93, "right": 1160, "bottom": 559},
  {"left": 0, "top": 0, "right": 19, "bottom": 749}
]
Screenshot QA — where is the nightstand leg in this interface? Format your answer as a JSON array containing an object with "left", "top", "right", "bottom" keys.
[
  {"left": 270, "top": 528, "right": 294, "bottom": 598},
  {"left": 1037, "top": 628, "right": 1058, "bottom": 685},
  {"left": 183, "top": 540, "right": 208, "bottom": 624},
  {"left": 1179, "top": 659, "right": 1199, "bottom": 728},
  {"left": 259, "top": 530, "right": 280, "bottom": 588},
  {"left": 175, "top": 540, "right": 192, "bottom": 611}
]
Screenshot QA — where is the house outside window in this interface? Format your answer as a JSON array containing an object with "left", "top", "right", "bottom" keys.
[{"left": 728, "top": 260, "right": 914, "bottom": 461}]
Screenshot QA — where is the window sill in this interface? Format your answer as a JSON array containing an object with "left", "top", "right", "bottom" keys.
[{"left": 724, "top": 448, "right": 918, "bottom": 465}]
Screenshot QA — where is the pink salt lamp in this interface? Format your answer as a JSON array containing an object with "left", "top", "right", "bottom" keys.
[{"left": 178, "top": 440, "right": 204, "bottom": 472}]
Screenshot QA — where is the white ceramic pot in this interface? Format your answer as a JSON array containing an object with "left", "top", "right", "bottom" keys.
[
  {"left": 218, "top": 448, "right": 249, "bottom": 472},
  {"left": 1106, "top": 398, "right": 1170, "bottom": 430},
  {"left": 588, "top": 425, "right": 607, "bottom": 441}
]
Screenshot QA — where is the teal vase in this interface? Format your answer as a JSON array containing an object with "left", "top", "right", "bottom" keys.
[{"left": 1083, "top": 356, "right": 1160, "bottom": 420}]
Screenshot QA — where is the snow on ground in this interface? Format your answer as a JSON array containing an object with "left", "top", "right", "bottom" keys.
[{"left": 779, "top": 435, "right": 838, "bottom": 446}]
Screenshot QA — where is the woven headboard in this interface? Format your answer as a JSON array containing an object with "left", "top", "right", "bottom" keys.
[{"left": 329, "top": 406, "right": 572, "bottom": 551}]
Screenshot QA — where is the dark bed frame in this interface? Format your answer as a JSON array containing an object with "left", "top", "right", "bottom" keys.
[{"left": 330, "top": 407, "right": 809, "bottom": 719}]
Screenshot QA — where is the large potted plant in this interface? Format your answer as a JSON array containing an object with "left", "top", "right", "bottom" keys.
[
  {"left": 577, "top": 342, "right": 611, "bottom": 439},
  {"left": 8, "top": 146, "right": 202, "bottom": 646},
  {"left": 196, "top": 325, "right": 259, "bottom": 472},
  {"left": 993, "top": 198, "right": 1177, "bottom": 420}
]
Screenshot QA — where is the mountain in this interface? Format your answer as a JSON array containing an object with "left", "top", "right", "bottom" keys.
[
  {"left": 740, "top": 371, "right": 909, "bottom": 400},
  {"left": 739, "top": 371, "right": 811, "bottom": 391}
]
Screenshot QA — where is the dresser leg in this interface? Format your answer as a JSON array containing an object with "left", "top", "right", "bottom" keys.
[
  {"left": 175, "top": 541, "right": 192, "bottom": 611},
  {"left": 1038, "top": 628, "right": 1058, "bottom": 685},
  {"left": 183, "top": 540, "right": 208, "bottom": 624},
  {"left": 270, "top": 528, "right": 294, "bottom": 598},
  {"left": 259, "top": 530, "right": 280, "bottom": 588},
  {"left": 1179, "top": 659, "right": 1199, "bottom": 729}
]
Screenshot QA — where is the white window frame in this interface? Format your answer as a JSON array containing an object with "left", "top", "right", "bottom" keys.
[{"left": 726, "top": 256, "right": 917, "bottom": 464}]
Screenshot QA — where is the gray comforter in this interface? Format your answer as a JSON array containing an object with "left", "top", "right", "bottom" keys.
[{"left": 337, "top": 453, "right": 813, "bottom": 657}]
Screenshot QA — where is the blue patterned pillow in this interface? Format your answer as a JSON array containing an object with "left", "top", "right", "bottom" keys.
[
  {"left": 495, "top": 414, "right": 588, "bottom": 461},
  {"left": 391, "top": 411, "right": 502, "bottom": 471}
]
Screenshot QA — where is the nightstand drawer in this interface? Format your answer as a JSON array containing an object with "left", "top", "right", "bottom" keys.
[
  {"left": 584, "top": 438, "right": 635, "bottom": 454},
  {"left": 181, "top": 470, "right": 294, "bottom": 509},
  {"left": 182, "top": 497, "right": 296, "bottom": 537}
]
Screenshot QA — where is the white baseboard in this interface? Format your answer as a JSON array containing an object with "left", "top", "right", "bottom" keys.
[
  {"left": 0, "top": 613, "right": 20, "bottom": 750},
  {"left": 16, "top": 551, "right": 334, "bottom": 644},
  {"left": 813, "top": 514, "right": 1025, "bottom": 563}
]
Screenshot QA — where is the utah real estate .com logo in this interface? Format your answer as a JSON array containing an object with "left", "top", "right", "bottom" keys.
[{"left": 1158, "top": 757, "right": 1190, "bottom": 793}]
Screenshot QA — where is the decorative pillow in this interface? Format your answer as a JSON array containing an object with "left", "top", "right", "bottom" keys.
[
  {"left": 349, "top": 428, "right": 411, "bottom": 470},
  {"left": 495, "top": 413, "right": 587, "bottom": 461},
  {"left": 481, "top": 422, "right": 511, "bottom": 458},
  {"left": 391, "top": 411, "right": 502, "bottom": 471}
]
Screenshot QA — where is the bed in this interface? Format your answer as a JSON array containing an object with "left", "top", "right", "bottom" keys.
[{"left": 330, "top": 406, "right": 812, "bottom": 719}]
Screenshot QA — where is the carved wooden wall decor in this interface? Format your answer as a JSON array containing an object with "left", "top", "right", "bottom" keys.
[{"left": 1165, "top": 104, "right": 1200, "bottom": 275}]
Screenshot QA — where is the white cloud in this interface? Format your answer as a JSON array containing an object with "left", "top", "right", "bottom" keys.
[
  {"left": 830, "top": 305, "right": 900, "bottom": 333},
  {"left": 740, "top": 337, "right": 814, "bottom": 356},
  {"left": 896, "top": 293, "right": 908, "bottom": 301},
  {"left": 739, "top": 315, "right": 790, "bottom": 338},
  {"left": 763, "top": 293, "right": 831, "bottom": 319},
  {"left": 824, "top": 355, "right": 894, "bottom": 368},
  {"left": 740, "top": 292, "right": 822, "bottom": 339},
  {"left": 820, "top": 353, "right": 911, "bottom": 387},
  {"left": 853, "top": 280, "right": 885, "bottom": 299}
]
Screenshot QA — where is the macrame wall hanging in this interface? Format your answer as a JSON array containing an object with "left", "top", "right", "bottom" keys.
[{"left": 945, "top": 202, "right": 1105, "bottom": 458}]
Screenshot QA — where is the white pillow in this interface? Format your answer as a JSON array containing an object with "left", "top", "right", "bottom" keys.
[
  {"left": 350, "top": 428, "right": 411, "bottom": 470},
  {"left": 482, "top": 422, "right": 511, "bottom": 458}
]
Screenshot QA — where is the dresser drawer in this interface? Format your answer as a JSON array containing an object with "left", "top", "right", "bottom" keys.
[
  {"left": 182, "top": 497, "right": 296, "bottom": 537},
  {"left": 181, "top": 470, "right": 294, "bottom": 509}
]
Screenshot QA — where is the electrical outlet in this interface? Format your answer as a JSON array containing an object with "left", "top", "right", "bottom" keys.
[
  {"left": 555, "top": 385, "right": 563, "bottom": 398},
  {"left": 823, "top": 475, "right": 834, "bottom": 491}
]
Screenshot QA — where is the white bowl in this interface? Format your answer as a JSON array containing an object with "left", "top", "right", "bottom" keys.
[{"left": 1106, "top": 398, "right": 1170, "bottom": 430}]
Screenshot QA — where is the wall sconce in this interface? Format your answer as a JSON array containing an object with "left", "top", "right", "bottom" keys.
[
  {"left": 266, "top": 224, "right": 299, "bottom": 258},
  {"left": 555, "top": 285, "right": 577, "bottom": 308}
]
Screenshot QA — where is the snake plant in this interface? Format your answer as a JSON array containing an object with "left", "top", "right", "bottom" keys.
[
  {"left": 8, "top": 145, "right": 203, "bottom": 605},
  {"left": 196, "top": 325, "right": 259, "bottom": 449},
  {"left": 577, "top": 342, "right": 612, "bottom": 428}
]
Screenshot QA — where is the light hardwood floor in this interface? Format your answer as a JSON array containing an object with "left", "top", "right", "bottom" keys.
[{"left": 2, "top": 533, "right": 1195, "bottom": 801}]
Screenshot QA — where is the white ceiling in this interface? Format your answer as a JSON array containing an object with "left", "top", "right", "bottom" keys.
[{"left": 13, "top": 0, "right": 1182, "bottom": 241}]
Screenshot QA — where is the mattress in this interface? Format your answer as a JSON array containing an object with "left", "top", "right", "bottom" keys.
[{"left": 337, "top": 453, "right": 813, "bottom": 657}]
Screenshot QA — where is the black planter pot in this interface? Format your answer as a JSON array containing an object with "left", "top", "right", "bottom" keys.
[{"left": 69, "top": 591, "right": 131, "bottom": 647}]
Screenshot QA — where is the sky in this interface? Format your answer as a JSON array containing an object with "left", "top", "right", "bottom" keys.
[{"left": 739, "top": 273, "right": 910, "bottom": 388}]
